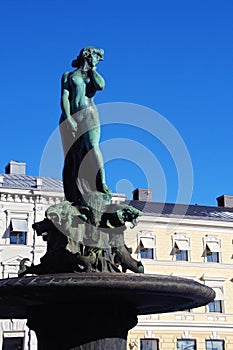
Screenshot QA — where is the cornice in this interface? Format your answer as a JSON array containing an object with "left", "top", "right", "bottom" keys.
[
  {"left": 138, "top": 215, "right": 233, "bottom": 231},
  {"left": 142, "top": 259, "right": 233, "bottom": 269},
  {"left": 136, "top": 320, "right": 233, "bottom": 330}
]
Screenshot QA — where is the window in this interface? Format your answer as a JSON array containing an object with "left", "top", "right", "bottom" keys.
[
  {"left": 207, "top": 287, "right": 224, "bottom": 313},
  {"left": 205, "top": 340, "right": 225, "bottom": 350},
  {"left": 10, "top": 219, "right": 28, "bottom": 245},
  {"left": 172, "top": 235, "right": 190, "bottom": 261},
  {"left": 140, "top": 339, "right": 159, "bottom": 350},
  {"left": 207, "top": 251, "right": 219, "bottom": 262},
  {"left": 175, "top": 246, "right": 188, "bottom": 261},
  {"left": 177, "top": 339, "right": 196, "bottom": 350},
  {"left": 3, "top": 337, "right": 24, "bottom": 350},
  {"left": 204, "top": 239, "right": 221, "bottom": 263},
  {"left": 138, "top": 235, "right": 156, "bottom": 260},
  {"left": 10, "top": 232, "right": 26, "bottom": 245},
  {"left": 208, "top": 300, "right": 222, "bottom": 313}
]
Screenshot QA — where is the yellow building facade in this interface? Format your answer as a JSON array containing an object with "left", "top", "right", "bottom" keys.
[{"left": 125, "top": 193, "right": 233, "bottom": 350}]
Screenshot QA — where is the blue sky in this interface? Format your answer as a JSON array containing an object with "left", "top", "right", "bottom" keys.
[{"left": 0, "top": 0, "right": 233, "bottom": 206}]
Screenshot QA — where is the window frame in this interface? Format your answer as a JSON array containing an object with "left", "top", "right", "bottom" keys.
[
  {"left": 175, "top": 247, "right": 189, "bottom": 261},
  {"left": 208, "top": 300, "right": 223, "bottom": 313},
  {"left": 207, "top": 286, "right": 224, "bottom": 313},
  {"left": 10, "top": 231, "right": 27, "bottom": 245},
  {"left": 140, "top": 338, "right": 159, "bottom": 350},
  {"left": 203, "top": 237, "right": 222, "bottom": 263},
  {"left": 138, "top": 233, "right": 156, "bottom": 260},
  {"left": 206, "top": 250, "right": 220, "bottom": 263},
  {"left": 2, "top": 335, "right": 24, "bottom": 350},
  {"left": 9, "top": 218, "right": 28, "bottom": 245},
  {"left": 177, "top": 338, "right": 196, "bottom": 350},
  {"left": 172, "top": 234, "right": 191, "bottom": 262},
  {"left": 205, "top": 339, "right": 225, "bottom": 350}
]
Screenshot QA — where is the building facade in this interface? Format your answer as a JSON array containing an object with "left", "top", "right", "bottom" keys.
[
  {"left": 0, "top": 161, "right": 64, "bottom": 349},
  {"left": 0, "top": 162, "right": 233, "bottom": 349},
  {"left": 126, "top": 190, "right": 233, "bottom": 350}
]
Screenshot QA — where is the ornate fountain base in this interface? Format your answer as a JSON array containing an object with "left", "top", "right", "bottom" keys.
[{"left": 0, "top": 273, "right": 215, "bottom": 349}]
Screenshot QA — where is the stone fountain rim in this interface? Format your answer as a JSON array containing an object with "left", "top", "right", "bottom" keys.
[{"left": 0, "top": 273, "right": 215, "bottom": 318}]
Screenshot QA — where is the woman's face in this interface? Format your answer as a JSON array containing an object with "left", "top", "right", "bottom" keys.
[{"left": 85, "top": 50, "right": 102, "bottom": 68}]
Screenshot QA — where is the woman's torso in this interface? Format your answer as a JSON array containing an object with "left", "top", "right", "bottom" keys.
[{"left": 69, "top": 70, "right": 96, "bottom": 114}]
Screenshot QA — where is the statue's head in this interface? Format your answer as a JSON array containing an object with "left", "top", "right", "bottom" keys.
[
  {"left": 72, "top": 46, "right": 104, "bottom": 68},
  {"left": 121, "top": 206, "right": 142, "bottom": 228}
]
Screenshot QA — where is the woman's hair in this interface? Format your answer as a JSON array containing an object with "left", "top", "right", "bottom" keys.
[{"left": 72, "top": 46, "right": 104, "bottom": 68}]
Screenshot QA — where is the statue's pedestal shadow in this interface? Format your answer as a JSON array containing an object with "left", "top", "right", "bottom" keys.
[{"left": 0, "top": 273, "right": 215, "bottom": 349}]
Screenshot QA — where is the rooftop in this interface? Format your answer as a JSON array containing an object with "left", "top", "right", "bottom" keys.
[
  {"left": 126, "top": 200, "right": 233, "bottom": 222},
  {"left": 1, "top": 172, "right": 233, "bottom": 222},
  {"left": 0, "top": 173, "right": 63, "bottom": 192}
]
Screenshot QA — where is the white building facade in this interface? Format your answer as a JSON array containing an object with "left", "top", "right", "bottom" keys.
[{"left": 0, "top": 161, "right": 64, "bottom": 349}]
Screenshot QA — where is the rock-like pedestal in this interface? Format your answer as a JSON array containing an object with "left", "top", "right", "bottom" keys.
[{"left": 0, "top": 273, "right": 215, "bottom": 349}]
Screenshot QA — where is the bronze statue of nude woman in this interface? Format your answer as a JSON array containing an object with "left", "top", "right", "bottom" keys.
[
  {"left": 19, "top": 46, "right": 144, "bottom": 276},
  {"left": 59, "top": 46, "right": 111, "bottom": 203}
]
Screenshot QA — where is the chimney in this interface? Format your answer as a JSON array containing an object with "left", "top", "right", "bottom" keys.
[
  {"left": 5, "top": 160, "right": 26, "bottom": 175},
  {"left": 216, "top": 195, "right": 233, "bottom": 208},
  {"left": 36, "top": 178, "right": 43, "bottom": 189},
  {"left": 132, "top": 188, "right": 152, "bottom": 201}
]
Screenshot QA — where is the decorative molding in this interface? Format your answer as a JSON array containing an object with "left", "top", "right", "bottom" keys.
[
  {"left": 175, "top": 315, "right": 194, "bottom": 321},
  {"left": 135, "top": 321, "right": 233, "bottom": 329},
  {"left": 182, "top": 330, "right": 191, "bottom": 338},
  {"left": 170, "top": 273, "right": 196, "bottom": 280},
  {"left": 144, "top": 330, "right": 155, "bottom": 338},
  {"left": 35, "top": 206, "right": 44, "bottom": 212},
  {"left": 142, "top": 259, "right": 233, "bottom": 269},
  {"left": 210, "top": 331, "right": 218, "bottom": 339},
  {"left": 138, "top": 216, "right": 233, "bottom": 232},
  {"left": 0, "top": 320, "right": 27, "bottom": 333},
  {"left": 207, "top": 316, "right": 226, "bottom": 322},
  {"left": 0, "top": 192, "right": 63, "bottom": 205},
  {"left": 200, "top": 275, "right": 227, "bottom": 283},
  {"left": 139, "top": 314, "right": 159, "bottom": 321},
  {"left": 1, "top": 255, "right": 25, "bottom": 265},
  {"left": 4, "top": 210, "right": 31, "bottom": 219},
  {"left": 173, "top": 232, "right": 189, "bottom": 239}
]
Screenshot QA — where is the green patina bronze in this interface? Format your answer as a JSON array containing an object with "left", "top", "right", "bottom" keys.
[
  {"left": 19, "top": 47, "right": 144, "bottom": 276},
  {"left": 59, "top": 46, "right": 111, "bottom": 202}
]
